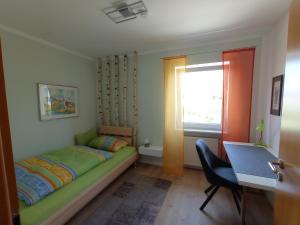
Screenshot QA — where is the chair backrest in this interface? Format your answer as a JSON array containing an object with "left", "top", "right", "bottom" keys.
[{"left": 195, "top": 139, "right": 221, "bottom": 184}]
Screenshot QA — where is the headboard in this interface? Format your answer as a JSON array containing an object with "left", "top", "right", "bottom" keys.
[{"left": 99, "top": 126, "right": 133, "bottom": 146}]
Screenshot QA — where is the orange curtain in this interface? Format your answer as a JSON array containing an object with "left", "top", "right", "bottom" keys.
[
  {"left": 221, "top": 48, "right": 255, "bottom": 159},
  {"left": 163, "top": 56, "right": 186, "bottom": 176}
]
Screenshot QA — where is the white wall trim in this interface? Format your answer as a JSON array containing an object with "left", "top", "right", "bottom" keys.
[
  {"left": 0, "top": 24, "right": 95, "bottom": 61},
  {"left": 139, "top": 35, "right": 262, "bottom": 56},
  {"left": 138, "top": 27, "right": 270, "bottom": 56}
]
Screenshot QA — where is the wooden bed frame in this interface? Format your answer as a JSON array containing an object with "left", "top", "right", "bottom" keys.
[
  {"left": 99, "top": 126, "right": 133, "bottom": 146},
  {"left": 41, "top": 126, "right": 138, "bottom": 225}
]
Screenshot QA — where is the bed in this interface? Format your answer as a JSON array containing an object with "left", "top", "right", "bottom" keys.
[{"left": 18, "top": 126, "right": 138, "bottom": 225}]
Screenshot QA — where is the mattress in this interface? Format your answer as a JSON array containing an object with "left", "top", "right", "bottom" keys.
[{"left": 20, "top": 146, "right": 137, "bottom": 225}]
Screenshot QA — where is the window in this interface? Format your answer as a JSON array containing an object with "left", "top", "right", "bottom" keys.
[{"left": 181, "top": 62, "right": 224, "bottom": 132}]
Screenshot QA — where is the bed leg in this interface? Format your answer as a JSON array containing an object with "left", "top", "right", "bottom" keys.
[{"left": 132, "top": 161, "right": 137, "bottom": 169}]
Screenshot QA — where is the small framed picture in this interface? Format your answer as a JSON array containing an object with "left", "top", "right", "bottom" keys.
[
  {"left": 38, "top": 83, "right": 79, "bottom": 120},
  {"left": 270, "top": 75, "right": 284, "bottom": 116}
]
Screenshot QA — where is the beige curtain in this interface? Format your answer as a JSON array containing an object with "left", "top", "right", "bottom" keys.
[
  {"left": 163, "top": 56, "right": 186, "bottom": 176},
  {"left": 96, "top": 54, "right": 138, "bottom": 131}
]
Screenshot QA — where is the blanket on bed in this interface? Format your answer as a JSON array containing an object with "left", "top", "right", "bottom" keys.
[{"left": 15, "top": 146, "right": 113, "bottom": 205}]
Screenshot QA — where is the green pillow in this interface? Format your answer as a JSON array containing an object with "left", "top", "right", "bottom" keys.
[
  {"left": 88, "top": 135, "right": 128, "bottom": 152},
  {"left": 75, "top": 129, "right": 97, "bottom": 146}
]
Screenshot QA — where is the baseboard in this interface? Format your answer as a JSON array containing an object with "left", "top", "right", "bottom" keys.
[
  {"left": 138, "top": 158, "right": 203, "bottom": 171},
  {"left": 184, "top": 164, "right": 202, "bottom": 170},
  {"left": 138, "top": 155, "right": 162, "bottom": 166}
]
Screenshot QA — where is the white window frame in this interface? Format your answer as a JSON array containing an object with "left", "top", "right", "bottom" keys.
[
  {"left": 184, "top": 122, "right": 221, "bottom": 132},
  {"left": 182, "top": 62, "right": 225, "bottom": 133}
]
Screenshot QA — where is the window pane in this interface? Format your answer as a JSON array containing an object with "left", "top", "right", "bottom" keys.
[{"left": 181, "top": 69, "right": 223, "bottom": 130}]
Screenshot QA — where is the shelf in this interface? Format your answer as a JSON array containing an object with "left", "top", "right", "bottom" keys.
[{"left": 138, "top": 145, "right": 163, "bottom": 158}]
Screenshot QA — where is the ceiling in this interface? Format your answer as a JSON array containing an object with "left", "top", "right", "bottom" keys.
[{"left": 0, "top": 0, "right": 291, "bottom": 57}]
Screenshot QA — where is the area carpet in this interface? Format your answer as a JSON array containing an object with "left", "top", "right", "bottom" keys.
[{"left": 82, "top": 174, "right": 172, "bottom": 225}]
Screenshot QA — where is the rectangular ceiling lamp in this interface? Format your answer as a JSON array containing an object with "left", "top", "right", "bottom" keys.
[{"left": 103, "top": 1, "right": 148, "bottom": 24}]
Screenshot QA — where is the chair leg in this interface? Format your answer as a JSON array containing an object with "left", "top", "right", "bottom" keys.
[
  {"left": 232, "top": 190, "right": 241, "bottom": 214},
  {"left": 235, "top": 190, "right": 241, "bottom": 201},
  {"left": 200, "top": 186, "right": 220, "bottom": 211},
  {"left": 204, "top": 184, "right": 215, "bottom": 195}
]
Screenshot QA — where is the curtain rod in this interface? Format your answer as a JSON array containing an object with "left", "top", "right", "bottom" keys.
[
  {"left": 161, "top": 45, "right": 257, "bottom": 59},
  {"left": 161, "top": 55, "right": 187, "bottom": 60}
]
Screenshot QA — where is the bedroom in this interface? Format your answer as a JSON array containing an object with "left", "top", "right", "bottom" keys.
[{"left": 0, "top": 0, "right": 299, "bottom": 225}]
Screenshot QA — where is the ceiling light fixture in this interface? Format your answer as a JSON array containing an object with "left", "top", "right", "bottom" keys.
[{"left": 103, "top": 0, "right": 148, "bottom": 24}]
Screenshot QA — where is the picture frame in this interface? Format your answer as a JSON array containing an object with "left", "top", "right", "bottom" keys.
[
  {"left": 270, "top": 75, "right": 284, "bottom": 116},
  {"left": 38, "top": 83, "right": 79, "bottom": 120}
]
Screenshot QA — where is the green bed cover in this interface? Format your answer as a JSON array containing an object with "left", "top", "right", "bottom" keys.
[{"left": 20, "top": 146, "right": 136, "bottom": 225}]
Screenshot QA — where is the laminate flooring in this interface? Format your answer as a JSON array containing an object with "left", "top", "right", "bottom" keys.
[{"left": 67, "top": 163, "right": 273, "bottom": 225}]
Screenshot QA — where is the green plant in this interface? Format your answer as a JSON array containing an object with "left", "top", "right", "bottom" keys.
[{"left": 255, "top": 120, "right": 268, "bottom": 147}]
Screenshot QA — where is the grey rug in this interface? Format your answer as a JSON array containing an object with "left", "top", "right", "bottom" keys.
[{"left": 82, "top": 174, "right": 172, "bottom": 225}]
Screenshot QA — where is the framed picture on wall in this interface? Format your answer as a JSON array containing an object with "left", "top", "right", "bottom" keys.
[
  {"left": 270, "top": 75, "right": 284, "bottom": 116},
  {"left": 38, "top": 83, "right": 79, "bottom": 120}
]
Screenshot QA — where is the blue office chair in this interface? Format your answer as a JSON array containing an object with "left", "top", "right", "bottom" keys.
[{"left": 195, "top": 139, "right": 241, "bottom": 213}]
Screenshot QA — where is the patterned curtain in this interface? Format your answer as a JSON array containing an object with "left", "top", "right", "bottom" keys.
[
  {"left": 97, "top": 53, "right": 138, "bottom": 146},
  {"left": 105, "top": 57, "right": 111, "bottom": 126},
  {"left": 96, "top": 58, "right": 103, "bottom": 125},
  {"left": 132, "top": 52, "right": 138, "bottom": 146},
  {"left": 114, "top": 55, "right": 120, "bottom": 126},
  {"left": 123, "top": 55, "right": 129, "bottom": 127}
]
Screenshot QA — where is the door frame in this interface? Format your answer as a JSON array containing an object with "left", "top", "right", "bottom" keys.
[{"left": 0, "top": 40, "right": 19, "bottom": 225}]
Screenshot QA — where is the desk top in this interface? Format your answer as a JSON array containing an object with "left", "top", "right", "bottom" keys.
[{"left": 223, "top": 141, "right": 278, "bottom": 191}]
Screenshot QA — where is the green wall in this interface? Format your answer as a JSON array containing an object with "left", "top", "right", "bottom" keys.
[
  {"left": 0, "top": 30, "right": 97, "bottom": 161},
  {"left": 0, "top": 27, "right": 267, "bottom": 161}
]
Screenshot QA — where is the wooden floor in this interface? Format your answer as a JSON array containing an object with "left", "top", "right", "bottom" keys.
[{"left": 67, "top": 163, "right": 273, "bottom": 225}]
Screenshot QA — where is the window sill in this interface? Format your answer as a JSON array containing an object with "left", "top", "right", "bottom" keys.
[{"left": 184, "top": 129, "right": 221, "bottom": 138}]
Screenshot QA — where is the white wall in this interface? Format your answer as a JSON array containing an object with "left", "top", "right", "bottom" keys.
[
  {"left": 257, "top": 14, "right": 289, "bottom": 157},
  {"left": 0, "top": 12, "right": 288, "bottom": 171},
  {"left": 0, "top": 30, "right": 97, "bottom": 161},
  {"left": 137, "top": 15, "right": 288, "bottom": 167},
  {"left": 137, "top": 36, "right": 267, "bottom": 167},
  {"left": 138, "top": 37, "right": 262, "bottom": 146},
  {"left": 255, "top": 13, "right": 289, "bottom": 206}
]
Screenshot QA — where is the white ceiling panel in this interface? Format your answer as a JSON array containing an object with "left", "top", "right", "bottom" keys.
[{"left": 0, "top": 0, "right": 292, "bottom": 57}]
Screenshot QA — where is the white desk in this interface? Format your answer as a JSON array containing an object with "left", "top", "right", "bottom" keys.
[
  {"left": 223, "top": 141, "right": 278, "bottom": 225},
  {"left": 223, "top": 141, "right": 277, "bottom": 190}
]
